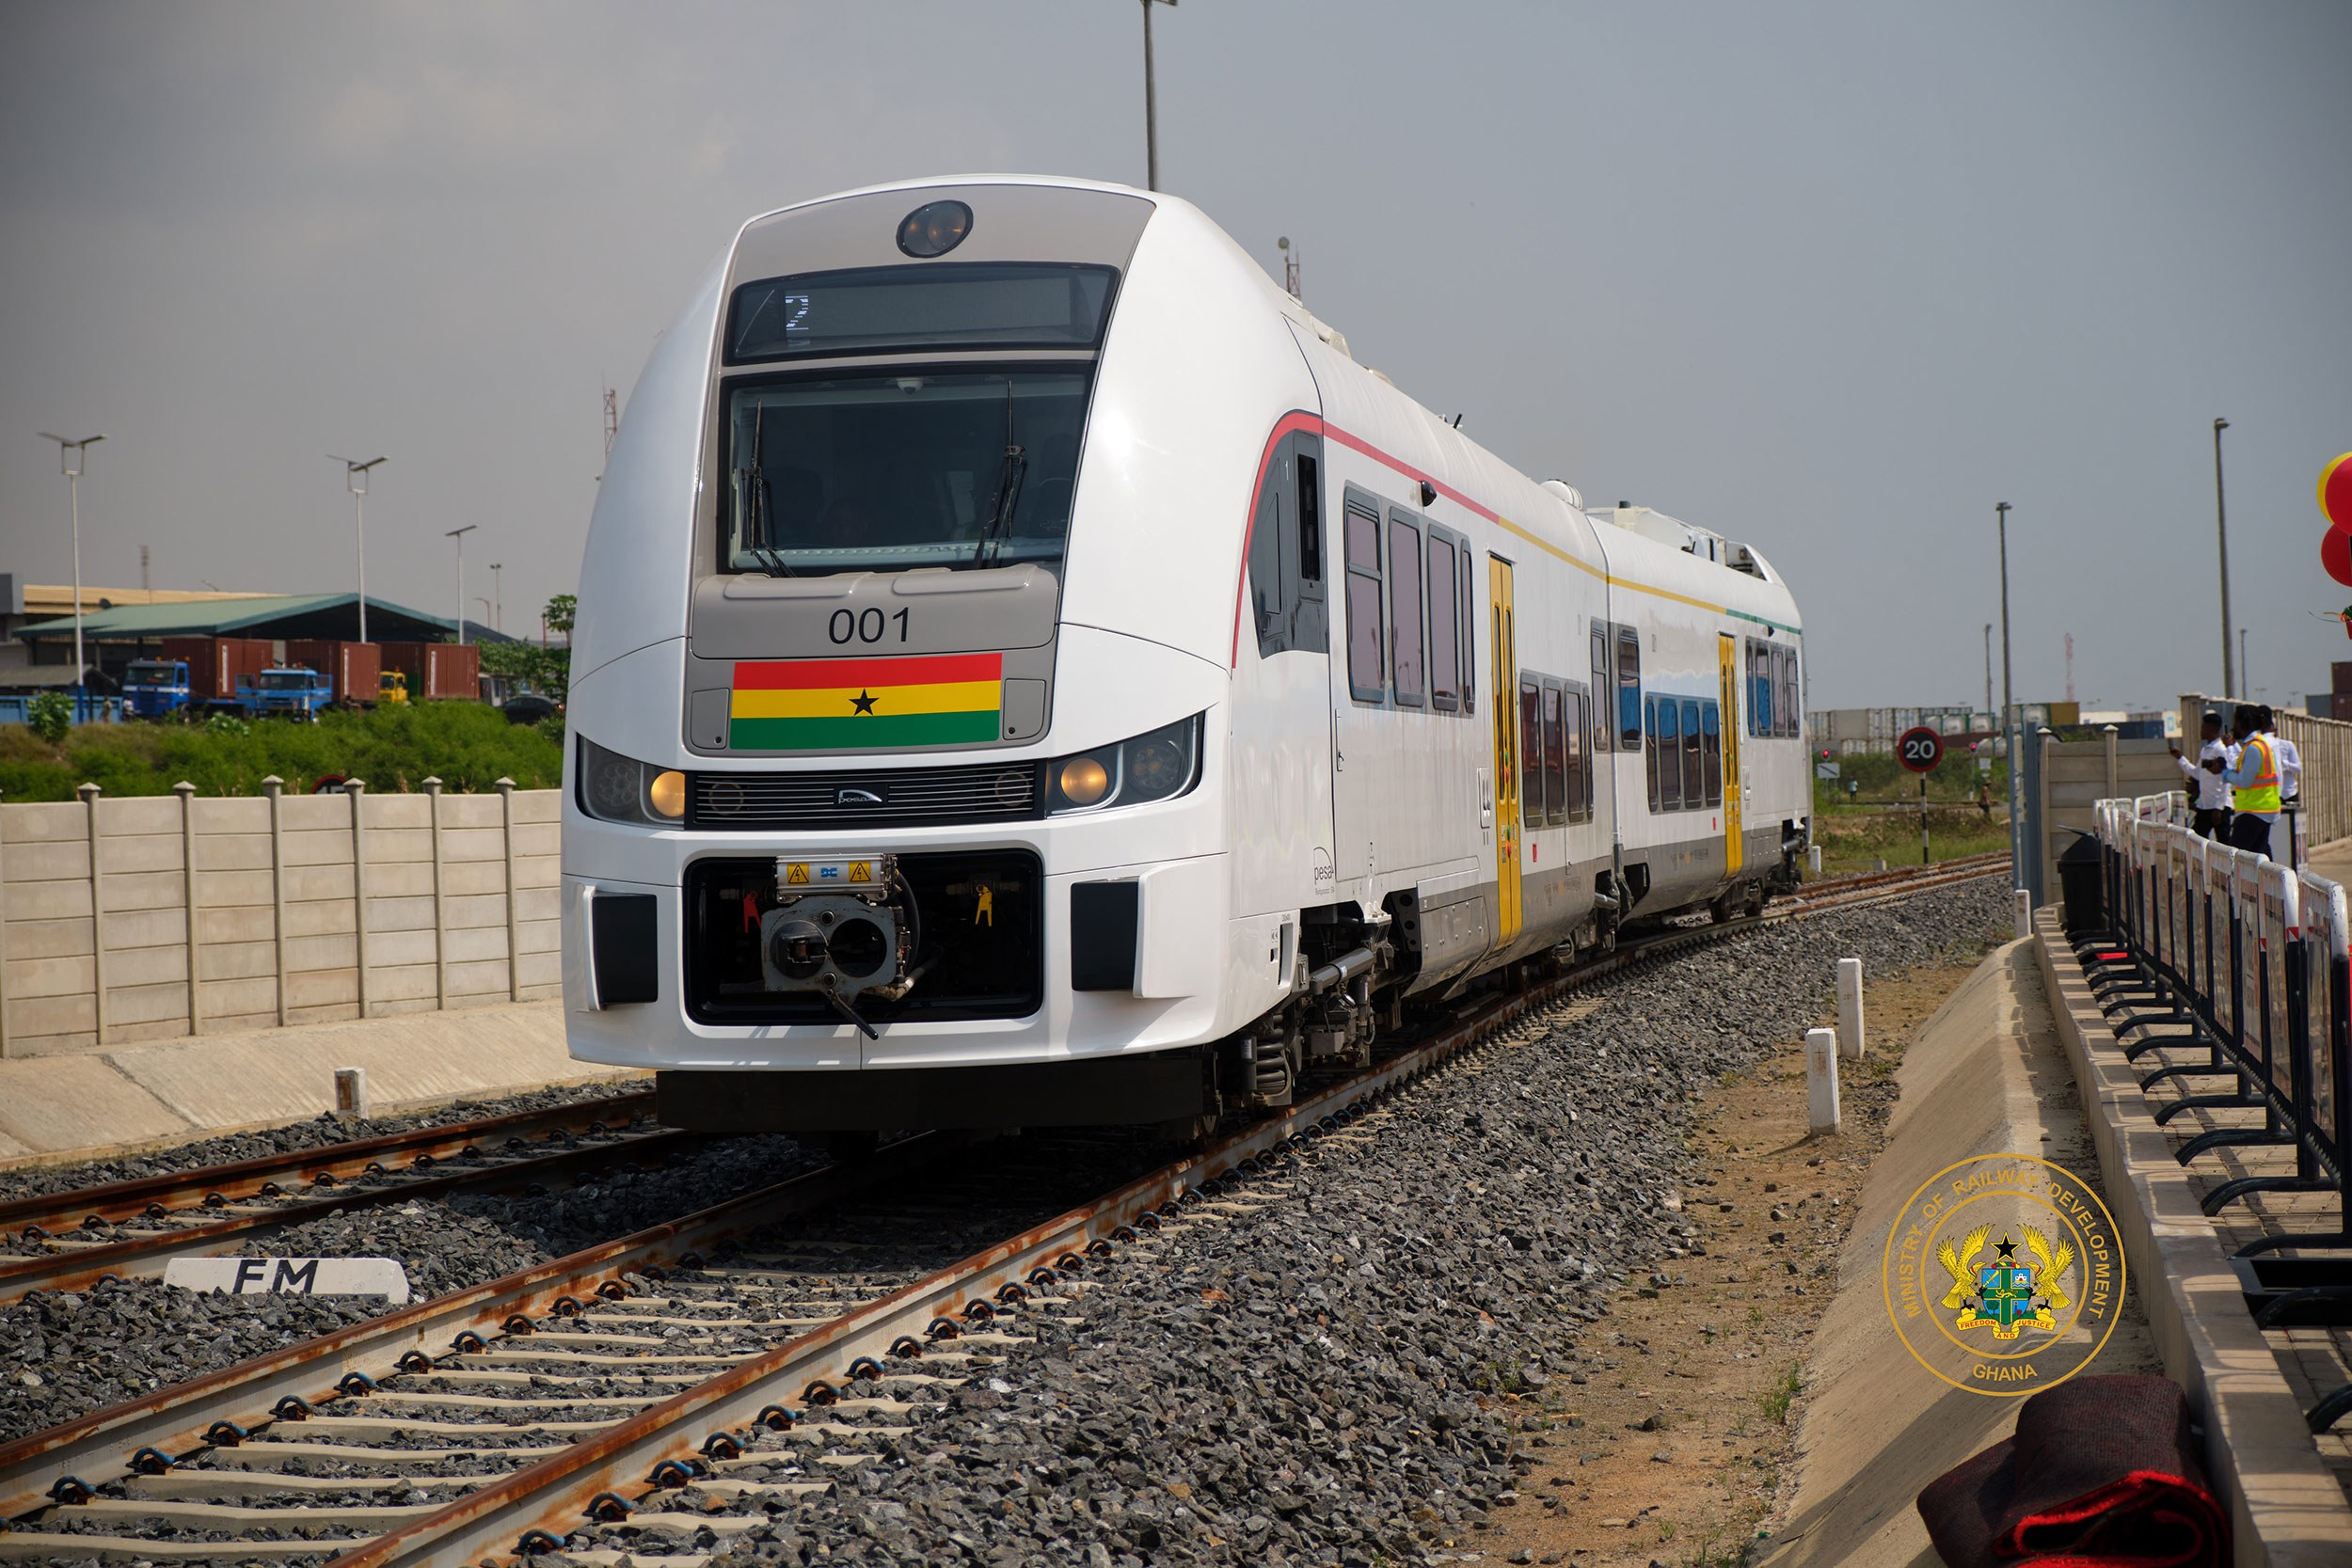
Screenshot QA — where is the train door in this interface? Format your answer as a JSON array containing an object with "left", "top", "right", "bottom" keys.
[
  {"left": 1237, "top": 429, "right": 1338, "bottom": 919},
  {"left": 1718, "top": 633, "right": 1743, "bottom": 875},
  {"left": 1489, "top": 556, "right": 1522, "bottom": 942}
]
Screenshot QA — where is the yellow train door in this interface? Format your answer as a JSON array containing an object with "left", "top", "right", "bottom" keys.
[
  {"left": 1490, "top": 557, "right": 1522, "bottom": 942},
  {"left": 1719, "top": 633, "right": 1743, "bottom": 876}
]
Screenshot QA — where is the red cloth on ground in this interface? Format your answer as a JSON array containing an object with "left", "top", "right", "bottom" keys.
[{"left": 1916, "top": 1375, "right": 2227, "bottom": 1568}]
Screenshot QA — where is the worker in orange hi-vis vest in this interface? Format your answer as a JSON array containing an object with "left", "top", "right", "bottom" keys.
[{"left": 2224, "top": 703, "right": 2280, "bottom": 860}]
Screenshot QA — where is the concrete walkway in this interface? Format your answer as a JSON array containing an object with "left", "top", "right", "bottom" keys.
[{"left": 0, "top": 1002, "right": 638, "bottom": 1170}]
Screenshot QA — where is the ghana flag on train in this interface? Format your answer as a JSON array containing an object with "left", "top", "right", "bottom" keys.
[{"left": 728, "top": 653, "right": 1003, "bottom": 750}]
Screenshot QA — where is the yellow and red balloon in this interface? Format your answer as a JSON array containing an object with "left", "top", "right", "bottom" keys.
[{"left": 2319, "top": 453, "right": 2352, "bottom": 586}]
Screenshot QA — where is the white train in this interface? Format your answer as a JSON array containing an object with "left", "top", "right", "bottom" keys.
[{"left": 561, "top": 176, "right": 1810, "bottom": 1138}]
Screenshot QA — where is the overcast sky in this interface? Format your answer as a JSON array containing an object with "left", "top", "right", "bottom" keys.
[{"left": 2, "top": 1, "right": 2346, "bottom": 710}]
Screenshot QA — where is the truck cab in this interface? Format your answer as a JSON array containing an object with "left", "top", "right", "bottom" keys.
[
  {"left": 378, "top": 670, "right": 410, "bottom": 706},
  {"left": 242, "top": 667, "right": 334, "bottom": 721},
  {"left": 121, "top": 659, "right": 192, "bottom": 720}
]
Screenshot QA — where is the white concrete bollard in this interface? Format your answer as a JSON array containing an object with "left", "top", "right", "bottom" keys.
[
  {"left": 334, "top": 1067, "right": 370, "bottom": 1121},
  {"left": 1807, "top": 846, "right": 1822, "bottom": 879},
  {"left": 1836, "top": 957, "right": 1866, "bottom": 1061},
  {"left": 2015, "top": 888, "right": 2032, "bottom": 940},
  {"left": 1806, "top": 1027, "right": 1841, "bottom": 1133}
]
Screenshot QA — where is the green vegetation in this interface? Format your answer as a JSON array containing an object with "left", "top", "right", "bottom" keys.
[
  {"left": 0, "top": 702, "right": 562, "bottom": 800},
  {"left": 25, "top": 691, "right": 71, "bottom": 744},
  {"left": 1758, "top": 1361, "right": 1803, "bottom": 1425}
]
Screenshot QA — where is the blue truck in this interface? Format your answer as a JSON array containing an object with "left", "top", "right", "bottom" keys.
[
  {"left": 237, "top": 667, "right": 335, "bottom": 720},
  {"left": 121, "top": 658, "right": 194, "bottom": 719}
]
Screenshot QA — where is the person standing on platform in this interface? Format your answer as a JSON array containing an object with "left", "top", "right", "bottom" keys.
[
  {"left": 2260, "top": 705, "right": 2302, "bottom": 864},
  {"left": 2224, "top": 703, "right": 2281, "bottom": 859},
  {"left": 2168, "top": 710, "right": 2234, "bottom": 840}
]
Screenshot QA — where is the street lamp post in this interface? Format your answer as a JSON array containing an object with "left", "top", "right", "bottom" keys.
[
  {"left": 446, "top": 526, "right": 478, "bottom": 645},
  {"left": 333, "top": 456, "right": 387, "bottom": 642},
  {"left": 1997, "top": 502, "right": 2020, "bottom": 882},
  {"left": 1139, "top": 0, "right": 1177, "bottom": 191},
  {"left": 2214, "top": 418, "right": 2233, "bottom": 699},
  {"left": 37, "top": 433, "right": 106, "bottom": 702},
  {"left": 489, "top": 562, "right": 502, "bottom": 634},
  {"left": 1982, "top": 623, "right": 1993, "bottom": 730}
]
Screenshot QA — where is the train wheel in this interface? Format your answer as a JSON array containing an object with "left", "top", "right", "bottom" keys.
[{"left": 1708, "top": 892, "right": 1736, "bottom": 924}]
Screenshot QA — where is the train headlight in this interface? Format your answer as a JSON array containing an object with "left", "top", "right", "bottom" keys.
[
  {"left": 1057, "top": 757, "right": 1110, "bottom": 806},
  {"left": 579, "top": 737, "right": 688, "bottom": 826},
  {"left": 1045, "top": 715, "right": 1203, "bottom": 816}
]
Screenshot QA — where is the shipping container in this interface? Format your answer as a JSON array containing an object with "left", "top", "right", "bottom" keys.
[
  {"left": 163, "top": 636, "right": 278, "bottom": 704},
  {"left": 376, "top": 641, "right": 481, "bottom": 701},
  {"left": 285, "top": 640, "right": 384, "bottom": 705}
]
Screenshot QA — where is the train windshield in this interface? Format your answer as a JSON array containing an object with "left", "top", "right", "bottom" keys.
[{"left": 723, "top": 370, "right": 1092, "bottom": 576}]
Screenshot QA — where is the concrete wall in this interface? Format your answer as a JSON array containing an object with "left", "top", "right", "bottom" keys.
[
  {"left": 2026, "top": 728, "right": 2179, "bottom": 902},
  {"left": 0, "top": 779, "right": 559, "bottom": 1057},
  {"left": 2180, "top": 691, "right": 2352, "bottom": 849}
]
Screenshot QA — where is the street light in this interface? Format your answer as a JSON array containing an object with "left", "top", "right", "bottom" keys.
[
  {"left": 2211, "top": 418, "right": 2234, "bottom": 699},
  {"left": 37, "top": 433, "right": 106, "bottom": 699},
  {"left": 488, "top": 562, "right": 502, "bottom": 634},
  {"left": 445, "top": 526, "right": 478, "bottom": 645},
  {"left": 1138, "top": 0, "right": 1177, "bottom": 191},
  {"left": 1996, "top": 502, "right": 2019, "bottom": 880},
  {"left": 332, "top": 456, "right": 387, "bottom": 642}
]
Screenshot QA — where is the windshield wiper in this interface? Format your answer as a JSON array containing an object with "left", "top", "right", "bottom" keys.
[
  {"left": 971, "top": 384, "right": 1027, "bottom": 569},
  {"left": 739, "top": 402, "right": 795, "bottom": 577}
]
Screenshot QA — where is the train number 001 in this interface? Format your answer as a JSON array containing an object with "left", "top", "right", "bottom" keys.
[{"left": 829, "top": 609, "right": 913, "bottom": 645}]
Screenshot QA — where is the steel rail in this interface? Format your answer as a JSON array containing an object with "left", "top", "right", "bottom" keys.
[
  {"left": 332, "top": 855, "right": 2010, "bottom": 1566},
  {"left": 0, "top": 1128, "right": 702, "bottom": 1306},
  {"left": 0, "top": 1089, "right": 657, "bottom": 1237},
  {"left": 0, "top": 1134, "right": 961, "bottom": 1520}
]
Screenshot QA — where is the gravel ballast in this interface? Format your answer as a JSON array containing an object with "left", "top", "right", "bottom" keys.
[{"left": 658, "top": 879, "right": 2012, "bottom": 1567}]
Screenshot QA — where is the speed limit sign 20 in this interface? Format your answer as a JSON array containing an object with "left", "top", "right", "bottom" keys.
[{"left": 1898, "top": 726, "right": 1944, "bottom": 773}]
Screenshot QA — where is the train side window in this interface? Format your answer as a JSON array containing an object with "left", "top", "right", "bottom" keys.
[
  {"left": 1782, "top": 646, "right": 1802, "bottom": 737},
  {"left": 1542, "top": 680, "right": 1566, "bottom": 828},
  {"left": 1389, "top": 511, "right": 1425, "bottom": 706},
  {"left": 1519, "top": 678, "right": 1546, "bottom": 824},
  {"left": 1702, "top": 700, "right": 1723, "bottom": 807},
  {"left": 1245, "top": 434, "right": 1327, "bottom": 658},
  {"left": 1460, "top": 557, "right": 1476, "bottom": 714},
  {"left": 1747, "top": 640, "right": 1769, "bottom": 736},
  {"left": 1680, "top": 697, "right": 1702, "bottom": 810},
  {"left": 1645, "top": 697, "right": 1662, "bottom": 812},
  {"left": 1428, "top": 532, "right": 1460, "bottom": 712},
  {"left": 1343, "top": 497, "right": 1385, "bottom": 703},
  {"left": 1616, "top": 626, "right": 1642, "bottom": 749},
  {"left": 1564, "top": 684, "right": 1588, "bottom": 822},
  {"left": 1295, "top": 451, "right": 1322, "bottom": 584},
  {"left": 1589, "top": 626, "right": 1611, "bottom": 752},
  {"left": 1658, "top": 698, "right": 1682, "bottom": 811}
]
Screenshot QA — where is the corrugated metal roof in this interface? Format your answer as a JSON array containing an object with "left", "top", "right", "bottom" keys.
[{"left": 11, "top": 593, "right": 470, "bottom": 641}]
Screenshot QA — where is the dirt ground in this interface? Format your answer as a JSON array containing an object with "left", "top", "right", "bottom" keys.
[{"left": 1470, "top": 960, "right": 1982, "bottom": 1568}]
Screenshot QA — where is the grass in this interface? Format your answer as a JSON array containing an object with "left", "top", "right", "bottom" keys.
[
  {"left": 1810, "top": 802, "right": 2011, "bottom": 875},
  {"left": 1758, "top": 1361, "right": 1803, "bottom": 1425},
  {"left": 0, "top": 704, "right": 563, "bottom": 800}
]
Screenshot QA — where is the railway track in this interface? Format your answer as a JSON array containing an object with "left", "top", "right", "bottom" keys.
[
  {"left": 0, "top": 854, "right": 2010, "bottom": 1564},
  {"left": 0, "top": 1093, "right": 670, "bottom": 1306}
]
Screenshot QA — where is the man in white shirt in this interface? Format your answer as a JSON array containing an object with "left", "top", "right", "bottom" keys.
[
  {"left": 2168, "top": 710, "right": 2234, "bottom": 840},
  {"left": 2262, "top": 705, "right": 2302, "bottom": 863}
]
